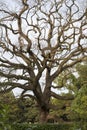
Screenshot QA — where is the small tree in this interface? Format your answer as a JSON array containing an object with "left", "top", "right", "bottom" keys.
[{"left": 0, "top": 0, "right": 87, "bottom": 123}]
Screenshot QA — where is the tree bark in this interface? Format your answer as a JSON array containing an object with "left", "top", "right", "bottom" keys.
[{"left": 39, "top": 109, "right": 49, "bottom": 123}]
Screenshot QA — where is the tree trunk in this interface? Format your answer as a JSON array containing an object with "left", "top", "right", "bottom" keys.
[{"left": 39, "top": 109, "right": 49, "bottom": 123}]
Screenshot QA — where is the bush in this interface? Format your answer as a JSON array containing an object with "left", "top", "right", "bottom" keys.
[
  {"left": 32, "top": 124, "right": 73, "bottom": 130},
  {"left": 12, "top": 122, "right": 30, "bottom": 130},
  {"left": 0, "top": 104, "right": 12, "bottom": 130},
  {"left": 11, "top": 122, "right": 87, "bottom": 130},
  {"left": 12, "top": 123, "right": 74, "bottom": 130}
]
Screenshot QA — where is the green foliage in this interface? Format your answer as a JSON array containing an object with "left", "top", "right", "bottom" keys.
[
  {"left": 0, "top": 92, "right": 39, "bottom": 126},
  {"left": 31, "top": 124, "right": 73, "bottom": 130},
  {"left": 53, "top": 62, "right": 87, "bottom": 122},
  {"left": 76, "top": 64, "right": 87, "bottom": 81},
  {"left": 51, "top": 97, "right": 72, "bottom": 122},
  {"left": 0, "top": 104, "right": 12, "bottom": 130},
  {"left": 72, "top": 86, "right": 87, "bottom": 120},
  {"left": 12, "top": 122, "right": 30, "bottom": 130},
  {"left": 71, "top": 63, "right": 87, "bottom": 121},
  {"left": 12, "top": 123, "right": 74, "bottom": 130},
  {"left": 12, "top": 123, "right": 87, "bottom": 130},
  {"left": 0, "top": 92, "right": 15, "bottom": 129},
  {"left": 17, "top": 98, "right": 39, "bottom": 123}
]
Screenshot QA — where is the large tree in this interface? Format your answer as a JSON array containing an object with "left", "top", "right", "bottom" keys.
[{"left": 0, "top": 0, "right": 87, "bottom": 123}]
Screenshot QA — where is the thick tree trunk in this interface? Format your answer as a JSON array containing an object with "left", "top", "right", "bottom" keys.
[{"left": 39, "top": 109, "right": 49, "bottom": 123}]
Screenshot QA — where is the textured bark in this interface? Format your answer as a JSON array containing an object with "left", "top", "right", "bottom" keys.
[{"left": 39, "top": 109, "right": 49, "bottom": 123}]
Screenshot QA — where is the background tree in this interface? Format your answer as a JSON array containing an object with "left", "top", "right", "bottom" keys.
[
  {"left": 52, "top": 61, "right": 87, "bottom": 123},
  {"left": 0, "top": 92, "right": 39, "bottom": 124},
  {"left": 17, "top": 98, "right": 39, "bottom": 123},
  {"left": 52, "top": 69, "right": 77, "bottom": 122},
  {"left": 0, "top": 0, "right": 87, "bottom": 123},
  {"left": 50, "top": 97, "right": 72, "bottom": 122},
  {"left": 71, "top": 62, "right": 87, "bottom": 120},
  {"left": 0, "top": 92, "right": 15, "bottom": 129}
]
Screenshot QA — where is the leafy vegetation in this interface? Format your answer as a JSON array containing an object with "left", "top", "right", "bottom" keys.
[
  {"left": 0, "top": 104, "right": 12, "bottom": 130},
  {"left": 11, "top": 123, "right": 75, "bottom": 130},
  {"left": 71, "top": 63, "right": 87, "bottom": 121},
  {"left": 50, "top": 62, "right": 87, "bottom": 128}
]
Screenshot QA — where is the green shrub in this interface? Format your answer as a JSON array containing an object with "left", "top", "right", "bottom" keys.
[
  {"left": 0, "top": 104, "right": 12, "bottom": 130},
  {"left": 32, "top": 124, "right": 72, "bottom": 130},
  {"left": 11, "top": 122, "right": 87, "bottom": 130},
  {"left": 1, "top": 122, "right": 86, "bottom": 130},
  {"left": 12, "top": 122, "right": 30, "bottom": 130},
  {"left": 12, "top": 123, "right": 74, "bottom": 130}
]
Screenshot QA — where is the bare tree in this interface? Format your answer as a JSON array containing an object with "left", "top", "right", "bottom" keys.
[{"left": 0, "top": 0, "right": 87, "bottom": 123}]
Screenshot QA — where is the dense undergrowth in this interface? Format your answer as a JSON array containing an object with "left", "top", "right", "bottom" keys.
[{"left": 0, "top": 122, "right": 86, "bottom": 130}]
